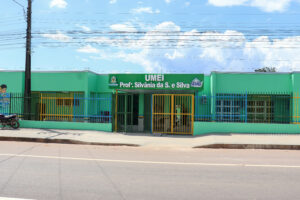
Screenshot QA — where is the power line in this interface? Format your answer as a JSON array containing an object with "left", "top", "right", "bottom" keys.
[{"left": 10, "top": 0, "right": 26, "bottom": 21}]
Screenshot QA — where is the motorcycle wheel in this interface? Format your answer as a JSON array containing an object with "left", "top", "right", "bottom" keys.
[{"left": 11, "top": 120, "right": 20, "bottom": 129}]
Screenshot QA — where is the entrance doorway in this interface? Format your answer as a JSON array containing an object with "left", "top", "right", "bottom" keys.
[
  {"left": 114, "top": 92, "right": 194, "bottom": 135},
  {"left": 152, "top": 94, "right": 194, "bottom": 135},
  {"left": 115, "top": 93, "right": 139, "bottom": 132}
]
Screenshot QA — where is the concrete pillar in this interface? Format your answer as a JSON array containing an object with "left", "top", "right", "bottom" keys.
[
  {"left": 84, "top": 92, "right": 89, "bottom": 122},
  {"left": 210, "top": 72, "right": 217, "bottom": 121},
  {"left": 291, "top": 73, "right": 300, "bottom": 124}
]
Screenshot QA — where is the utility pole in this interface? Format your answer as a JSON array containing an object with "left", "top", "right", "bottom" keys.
[{"left": 24, "top": 0, "right": 32, "bottom": 120}]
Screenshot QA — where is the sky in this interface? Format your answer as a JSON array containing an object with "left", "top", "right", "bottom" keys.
[{"left": 1, "top": 0, "right": 300, "bottom": 74}]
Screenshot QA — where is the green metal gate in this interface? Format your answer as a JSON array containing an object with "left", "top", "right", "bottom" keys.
[
  {"left": 114, "top": 91, "right": 139, "bottom": 132},
  {"left": 115, "top": 93, "right": 132, "bottom": 132}
]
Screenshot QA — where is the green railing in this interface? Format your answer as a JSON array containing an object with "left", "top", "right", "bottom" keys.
[
  {"left": 2, "top": 92, "right": 299, "bottom": 126},
  {"left": 1, "top": 92, "right": 112, "bottom": 123},
  {"left": 195, "top": 92, "right": 298, "bottom": 124}
]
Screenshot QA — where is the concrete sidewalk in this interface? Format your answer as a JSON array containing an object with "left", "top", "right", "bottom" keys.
[{"left": 1, "top": 128, "right": 300, "bottom": 149}]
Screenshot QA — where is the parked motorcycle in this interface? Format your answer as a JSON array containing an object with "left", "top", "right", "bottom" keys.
[{"left": 0, "top": 114, "right": 20, "bottom": 129}]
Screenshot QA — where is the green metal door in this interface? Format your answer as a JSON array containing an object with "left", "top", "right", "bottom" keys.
[
  {"left": 115, "top": 92, "right": 140, "bottom": 133},
  {"left": 115, "top": 93, "right": 132, "bottom": 132}
]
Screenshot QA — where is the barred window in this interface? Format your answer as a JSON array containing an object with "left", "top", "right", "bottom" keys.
[
  {"left": 56, "top": 98, "right": 64, "bottom": 106},
  {"left": 216, "top": 97, "right": 245, "bottom": 122},
  {"left": 247, "top": 98, "right": 274, "bottom": 123},
  {"left": 65, "top": 99, "right": 72, "bottom": 106},
  {"left": 56, "top": 98, "right": 79, "bottom": 107}
]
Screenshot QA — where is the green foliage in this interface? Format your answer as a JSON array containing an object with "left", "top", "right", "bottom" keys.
[{"left": 255, "top": 67, "right": 277, "bottom": 72}]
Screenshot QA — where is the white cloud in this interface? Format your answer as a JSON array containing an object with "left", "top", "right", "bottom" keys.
[
  {"left": 109, "top": 0, "right": 117, "bottom": 4},
  {"left": 110, "top": 23, "right": 137, "bottom": 32},
  {"left": 86, "top": 37, "right": 111, "bottom": 43},
  {"left": 86, "top": 21, "right": 300, "bottom": 73},
  {"left": 208, "top": 0, "right": 294, "bottom": 12},
  {"left": 104, "top": 21, "right": 181, "bottom": 50},
  {"left": 244, "top": 36, "right": 300, "bottom": 71},
  {"left": 185, "top": 2, "right": 191, "bottom": 6},
  {"left": 154, "top": 21, "right": 180, "bottom": 32},
  {"left": 131, "top": 7, "right": 160, "bottom": 14},
  {"left": 77, "top": 45, "right": 99, "bottom": 54},
  {"left": 165, "top": 51, "right": 185, "bottom": 60},
  {"left": 208, "top": 0, "right": 247, "bottom": 7},
  {"left": 165, "top": 0, "right": 171, "bottom": 3},
  {"left": 250, "top": 0, "right": 291, "bottom": 12},
  {"left": 86, "top": 36, "right": 119, "bottom": 47},
  {"left": 117, "top": 51, "right": 160, "bottom": 72},
  {"left": 41, "top": 31, "right": 71, "bottom": 42},
  {"left": 50, "top": 0, "right": 68, "bottom": 8},
  {"left": 76, "top": 25, "right": 91, "bottom": 32}
]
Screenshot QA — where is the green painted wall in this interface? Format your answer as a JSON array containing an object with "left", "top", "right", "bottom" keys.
[
  {"left": 14, "top": 71, "right": 111, "bottom": 95},
  {"left": 0, "top": 71, "right": 106, "bottom": 94},
  {"left": 196, "top": 75, "right": 211, "bottom": 95},
  {"left": 0, "top": 71, "right": 24, "bottom": 93},
  {"left": 194, "top": 122, "right": 300, "bottom": 135},
  {"left": 195, "top": 75, "right": 212, "bottom": 121},
  {"left": 195, "top": 72, "right": 300, "bottom": 124},
  {"left": 139, "top": 94, "right": 144, "bottom": 116},
  {"left": 2, "top": 71, "right": 298, "bottom": 95},
  {"left": 1, "top": 70, "right": 300, "bottom": 134},
  {"left": 87, "top": 72, "right": 98, "bottom": 94},
  {"left": 96, "top": 74, "right": 113, "bottom": 93},
  {"left": 20, "top": 120, "right": 112, "bottom": 132},
  {"left": 214, "top": 72, "right": 292, "bottom": 94},
  {"left": 292, "top": 73, "right": 300, "bottom": 92},
  {"left": 291, "top": 73, "right": 300, "bottom": 123},
  {"left": 32, "top": 72, "right": 88, "bottom": 92},
  {"left": 20, "top": 120, "right": 300, "bottom": 134},
  {"left": 89, "top": 93, "right": 112, "bottom": 120}
]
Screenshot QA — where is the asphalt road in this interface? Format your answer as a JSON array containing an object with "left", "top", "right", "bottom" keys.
[{"left": 0, "top": 142, "right": 300, "bottom": 200}]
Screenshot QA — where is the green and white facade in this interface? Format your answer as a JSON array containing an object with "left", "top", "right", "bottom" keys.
[{"left": 0, "top": 70, "right": 299, "bottom": 135}]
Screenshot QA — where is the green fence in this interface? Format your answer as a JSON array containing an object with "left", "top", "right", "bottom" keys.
[
  {"left": 1, "top": 91, "right": 300, "bottom": 132},
  {"left": 195, "top": 92, "right": 296, "bottom": 124},
  {"left": 1, "top": 92, "right": 112, "bottom": 124}
]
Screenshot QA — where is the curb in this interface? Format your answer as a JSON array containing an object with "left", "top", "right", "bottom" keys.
[
  {"left": 2, "top": 136, "right": 300, "bottom": 150},
  {"left": 194, "top": 144, "right": 300, "bottom": 150},
  {"left": 0, "top": 137, "right": 140, "bottom": 147}
]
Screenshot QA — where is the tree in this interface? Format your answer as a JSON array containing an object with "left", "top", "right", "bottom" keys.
[{"left": 254, "top": 67, "right": 277, "bottom": 72}]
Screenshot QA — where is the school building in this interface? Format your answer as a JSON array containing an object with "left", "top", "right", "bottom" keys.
[{"left": 0, "top": 70, "right": 299, "bottom": 135}]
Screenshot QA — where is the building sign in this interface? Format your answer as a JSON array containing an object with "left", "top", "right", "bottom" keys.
[{"left": 108, "top": 74, "right": 204, "bottom": 90}]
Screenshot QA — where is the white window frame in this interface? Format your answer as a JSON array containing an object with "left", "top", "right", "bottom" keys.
[
  {"left": 247, "top": 99, "right": 274, "bottom": 123},
  {"left": 216, "top": 99, "right": 242, "bottom": 122}
]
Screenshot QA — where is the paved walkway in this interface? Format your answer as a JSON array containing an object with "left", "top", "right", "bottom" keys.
[{"left": 1, "top": 128, "right": 300, "bottom": 148}]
